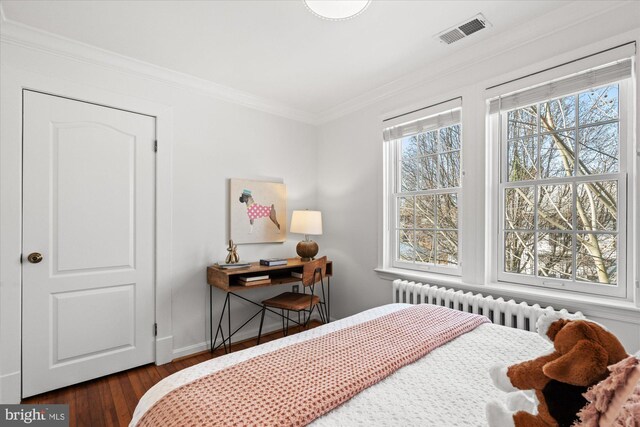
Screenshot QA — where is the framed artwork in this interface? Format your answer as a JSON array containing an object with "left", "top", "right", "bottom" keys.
[{"left": 230, "top": 179, "right": 287, "bottom": 244}]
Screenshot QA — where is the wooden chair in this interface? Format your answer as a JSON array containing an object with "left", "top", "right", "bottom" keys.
[{"left": 256, "top": 256, "right": 327, "bottom": 344}]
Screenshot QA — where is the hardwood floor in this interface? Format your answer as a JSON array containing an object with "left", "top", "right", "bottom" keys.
[{"left": 22, "top": 323, "right": 320, "bottom": 427}]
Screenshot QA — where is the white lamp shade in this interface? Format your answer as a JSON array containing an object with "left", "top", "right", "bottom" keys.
[{"left": 290, "top": 210, "right": 323, "bottom": 235}]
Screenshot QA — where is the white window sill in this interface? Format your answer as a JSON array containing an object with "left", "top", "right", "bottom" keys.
[{"left": 374, "top": 267, "right": 640, "bottom": 320}]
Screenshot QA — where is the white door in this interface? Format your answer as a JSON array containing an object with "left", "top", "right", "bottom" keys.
[{"left": 22, "top": 91, "right": 156, "bottom": 397}]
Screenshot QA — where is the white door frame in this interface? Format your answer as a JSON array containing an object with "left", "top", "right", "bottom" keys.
[{"left": 0, "top": 65, "right": 174, "bottom": 403}]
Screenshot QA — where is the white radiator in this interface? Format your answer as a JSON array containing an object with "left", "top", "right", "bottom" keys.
[{"left": 392, "top": 279, "right": 580, "bottom": 332}]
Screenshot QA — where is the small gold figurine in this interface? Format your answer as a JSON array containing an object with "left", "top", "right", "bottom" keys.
[{"left": 225, "top": 239, "right": 239, "bottom": 264}]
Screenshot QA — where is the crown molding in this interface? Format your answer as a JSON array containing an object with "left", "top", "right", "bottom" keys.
[
  {"left": 0, "top": 9, "right": 318, "bottom": 125},
  {"left": 315, "top": 0, "right": 635, "bottom": 124},
  {"left": 1, "top": 1, "right": 635, "bottom": 127}
]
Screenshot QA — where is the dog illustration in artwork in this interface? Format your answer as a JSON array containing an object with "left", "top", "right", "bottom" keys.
[{"left": 239, "top": 189, "right": 281, "bottom": 233}]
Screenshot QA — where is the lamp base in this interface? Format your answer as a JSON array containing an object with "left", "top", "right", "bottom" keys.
[{"left": 296, "top": 240, "right": 319, "bottom": 261}]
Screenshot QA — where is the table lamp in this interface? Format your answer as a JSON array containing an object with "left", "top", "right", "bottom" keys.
[{"left": 290, "top": 210, "right": 322, "bottom": 261}]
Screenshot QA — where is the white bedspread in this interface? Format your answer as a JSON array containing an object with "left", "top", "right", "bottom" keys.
[{"left": 131, "top": 304, "right": 550, "bottom": 427}]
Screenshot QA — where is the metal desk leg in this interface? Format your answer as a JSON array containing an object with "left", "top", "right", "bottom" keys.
[
  {"left": 327, "top": 276, "right": 331, "bottom": 323},
  {"left": 227, "top": 294, "right": 231, "bottom": 350},
  {"left": 209, "top": 286, "right": 213, "bottom": 352}
]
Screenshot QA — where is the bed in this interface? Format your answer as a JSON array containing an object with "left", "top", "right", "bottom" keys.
[{"left": 131, "top": 303, "right": 551, "bottom": 426}]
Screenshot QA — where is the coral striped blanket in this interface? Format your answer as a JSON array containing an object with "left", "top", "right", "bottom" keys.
[{"left": 137, "top": 304, "right": 489, "bottom": 427}]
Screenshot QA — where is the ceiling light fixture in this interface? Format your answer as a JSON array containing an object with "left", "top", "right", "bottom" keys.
[{"left": 304, "top": 0, "right": 371, "bottom": 21}]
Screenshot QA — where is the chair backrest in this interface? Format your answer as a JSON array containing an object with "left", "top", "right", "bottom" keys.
[{"left": 301, "top": 256, "right": 327, "bottom": 288}]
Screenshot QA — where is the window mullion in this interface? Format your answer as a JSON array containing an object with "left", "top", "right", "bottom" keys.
[
  {"left": 500, "top": 111, "right": 505, "bottom": 184},
  {"left": 574, "top": 93, "right": 580, "bottom": 177},
  {"left": 534, "top": 102, "right": 541, "bottom": 279},
  {"left": 413, "top": 194, "right": 417, "bottom": 264},
  {"left": 533, "top": 182, "right": 539, "bottom": 278},
  {"left": 499, "top": 111, "right": 506, "bottom": 276},
  {"left": 572, "top": 93, "right": 579, "bottom": 283},
  {"left": 572, "top": 183, "right": 577, "bottom": 282}
]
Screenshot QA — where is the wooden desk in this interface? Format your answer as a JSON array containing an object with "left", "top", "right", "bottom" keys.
[{"left": 207, "top": 258, "right": 333, "bottom": 353}]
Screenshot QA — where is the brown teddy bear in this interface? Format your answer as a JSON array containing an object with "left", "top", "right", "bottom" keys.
[{"left": 487, "top": 312, "right": 628, "bottom": 427}]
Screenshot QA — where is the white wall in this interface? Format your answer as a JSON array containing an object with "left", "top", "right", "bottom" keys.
[
  {"left": 318, "top": 3, "right": 640, "bottom": 349},
  {"left": 0, "top": 28, "right": 318, "bottom": 402},
  {"left": 2, "top": 0, "right": 640, "bottom": 405}
]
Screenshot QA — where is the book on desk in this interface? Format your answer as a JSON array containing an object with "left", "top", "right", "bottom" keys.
[
  {"left": 259, "top": 258, "right": 288, "bottom": 267},
  {"left": 215, "top": 262, "right": 251, "bottom": 269},
  {"left": 238, "top": 275, "right": 271, "bottom": 286}
]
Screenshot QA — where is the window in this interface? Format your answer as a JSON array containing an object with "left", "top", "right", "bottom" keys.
[
  {"left": 491, "top": 58, "right": 632, "bottom": 297},
  {"left": 383, "top": 99, "right": 462, "bottom": 274}
]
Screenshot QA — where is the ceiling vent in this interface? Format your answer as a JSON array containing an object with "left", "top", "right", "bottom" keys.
[{"left": 436, "top": 13, "right": 490, "bottom": 45}]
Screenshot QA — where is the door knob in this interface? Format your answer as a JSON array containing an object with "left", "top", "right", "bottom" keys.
[{"left": 27, "top": 252, "right": 43, "bottom": 264}]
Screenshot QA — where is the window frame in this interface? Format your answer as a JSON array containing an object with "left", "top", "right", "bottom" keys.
[
  {"left": 493, "top": 79, "right": 632, "bottom": 298},
  {"left": 385, "top": 109, "right": 463, "bottom": 276}
]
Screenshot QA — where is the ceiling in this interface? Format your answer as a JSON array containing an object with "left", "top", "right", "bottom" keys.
[{"left": 0, "top": 1, "right": 593, "bottom": 118}]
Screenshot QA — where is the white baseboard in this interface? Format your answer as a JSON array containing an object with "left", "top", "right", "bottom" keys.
[
  {"left": 0, "top": 371, "right": 20, "bottom": 404},
  {"left": 171, "top": 319, "right": 284, "bottom": 360},
  {"left": 172, "top": 341, "right": 209, "bottom": 360}
]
